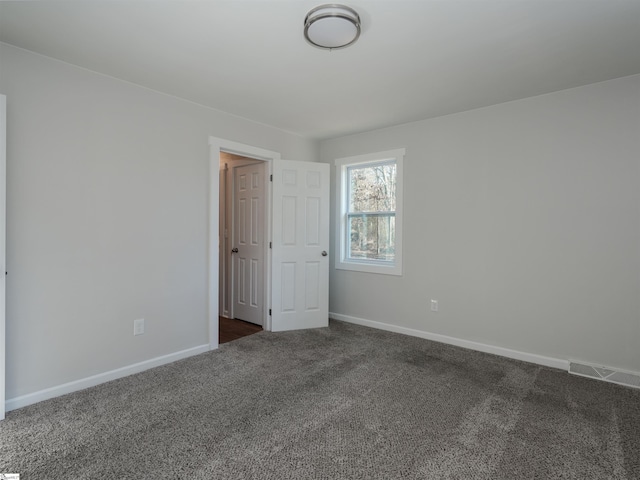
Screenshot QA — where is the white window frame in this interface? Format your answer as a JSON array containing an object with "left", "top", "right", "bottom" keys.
[{"left": 335, "top": 148, "right": 404, "bottom": 276}]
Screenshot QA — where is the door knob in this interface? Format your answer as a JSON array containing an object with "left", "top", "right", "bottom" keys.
[
  {"left": 231, "top": 248, "right": 239, "bottom": 253},
  {"left": 321, "top": 251, "right": 328, "bottom": 256}
]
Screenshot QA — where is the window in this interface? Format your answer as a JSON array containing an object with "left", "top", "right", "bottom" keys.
[{"left": 335, "top": 149, "right": 404, "bottom": 275}]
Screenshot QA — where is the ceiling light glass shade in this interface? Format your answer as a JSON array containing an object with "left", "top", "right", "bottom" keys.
[{"left": 304, "top": 4, "right": 361, "bottom": 50}]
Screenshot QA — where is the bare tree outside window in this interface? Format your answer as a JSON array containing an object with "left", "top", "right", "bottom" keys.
[{"left": 347, "top": 161, "right": 396, "bottom": 261}]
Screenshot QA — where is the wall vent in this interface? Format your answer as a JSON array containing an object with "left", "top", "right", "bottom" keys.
[{"left": 569, "top": 361, "right": 640, "bottom": 389}]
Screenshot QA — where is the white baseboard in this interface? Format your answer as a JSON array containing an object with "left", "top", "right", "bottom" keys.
[
  {"left": 6, "top": 344, "right": 210, "bottom": 412},
  {"left": 330, "top": 312, "right": 569, "bottom": 371}
]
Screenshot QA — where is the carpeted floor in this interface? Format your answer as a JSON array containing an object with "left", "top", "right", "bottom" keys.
[{"left": 1, "top": 320, "right": 639, "bottom": 479}]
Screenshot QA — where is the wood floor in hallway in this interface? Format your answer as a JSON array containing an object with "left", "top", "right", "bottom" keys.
[{"left": 219, "top": 317, "right": 262, "bottom": 344}]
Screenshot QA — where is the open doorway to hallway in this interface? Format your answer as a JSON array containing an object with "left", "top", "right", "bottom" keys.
[
  {"left": 218, "top": 152, "right": 269, "bottom": 333},
  {"left": 209, "top": 136, "right": 329, "bottom": 349}
]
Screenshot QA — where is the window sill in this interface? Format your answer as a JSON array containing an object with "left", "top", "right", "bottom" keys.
[{"left": 335, "top": 260, "right": 402, "bottom": 276}]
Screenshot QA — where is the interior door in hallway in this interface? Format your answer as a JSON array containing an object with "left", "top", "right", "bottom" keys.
[{"left": 232, "top": 162, "right": 265, "bottom": 325}]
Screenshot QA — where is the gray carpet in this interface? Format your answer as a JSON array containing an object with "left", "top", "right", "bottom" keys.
[{"left": 1, "top": 320, "right": 639, "bottom": 479}]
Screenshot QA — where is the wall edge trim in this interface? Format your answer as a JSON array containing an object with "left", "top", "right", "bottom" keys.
[
  {"left": 330, "top": 312, "right": 569, "bottom": 371},
  {"left": 5, "top": 344, "right": 210, "bottom": 412}
]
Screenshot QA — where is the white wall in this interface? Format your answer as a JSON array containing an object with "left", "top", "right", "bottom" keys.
[
  {"left": 2, "top": 41, "right": 638, "bottom": 404},
  {"left": 0, "top": 43, "right": 318, "bottom": 400},
  {"left": 321, "top": 75, "right": 640, "bottom": 373}
]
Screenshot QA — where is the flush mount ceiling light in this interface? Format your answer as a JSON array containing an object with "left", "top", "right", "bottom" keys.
[{"left": 304, "top": 4, "right": 361, "bottom": 50}]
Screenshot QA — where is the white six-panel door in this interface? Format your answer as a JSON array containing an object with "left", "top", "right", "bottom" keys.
[
  {"left": 233, "top": 162, "right": 265, "bottom": 325},
  {"left": 271, "top": 160, "right": 329, "bottom": 331}
]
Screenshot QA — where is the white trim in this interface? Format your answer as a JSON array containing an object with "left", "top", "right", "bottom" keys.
[
  {"left": 208, "top": 137, "right": 280, "bottom": 345},
  {"left": 209, "top": 142, "right": 220, "bottom": 350},
  {"left": 0, "top": 95, "right": 5, "bottom": 419},
  {"left": 209, "top": 137, "right": 281, "bottom": 162},
  {"left": 330, "top": 312, "right": 569, "bottom": 371},
  {"left": 5, "top": 344, "right": 210, "bottom": 412},
  {"left": 334, "top": 148, "right": 404, "bottom": 276}
]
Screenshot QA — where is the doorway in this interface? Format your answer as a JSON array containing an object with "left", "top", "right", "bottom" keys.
[
  {"left": 208, "top": 136, "right": 330, "bottom": 351},
  {"left": 219, "top": 152, "right": 268, "bottom": 327}
]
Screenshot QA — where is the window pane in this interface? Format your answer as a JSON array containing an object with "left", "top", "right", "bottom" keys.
[
  {"left": 348, "top": 162, "right": 396, "bottom": 213},
  {"left": 348, "top": 214, "right": 395, "bottom": 261}
]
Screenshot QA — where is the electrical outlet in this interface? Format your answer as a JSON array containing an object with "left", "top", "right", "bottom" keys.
[
  {"left": 430, "top": 300, "right": 438, "bottom": 312},
  {"left": 133, "top": 318, "right": 145, "bottom": 336}
]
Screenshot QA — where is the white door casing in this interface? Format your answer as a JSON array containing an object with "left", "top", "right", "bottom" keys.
[
  {"left": 232, "top": 162, "right": 265, "bottom": 325},
  {"left": 271, "top": 160, "right": 329, "bottom": 332},
  {"left": 0, "top": 95, "right": 6, "bottom": 419},
  {"left": 209, "top": 137, "right": 281, "bottom": 348}
]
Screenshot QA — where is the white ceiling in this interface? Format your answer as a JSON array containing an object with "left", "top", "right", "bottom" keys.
[{"left": 1, "top": 1, "right": 639, "bottom": 140}]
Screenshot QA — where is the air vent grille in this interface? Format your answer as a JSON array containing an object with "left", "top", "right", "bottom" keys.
[{"left": 569, "top": 361, "right": 640, "bottom": 389}]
